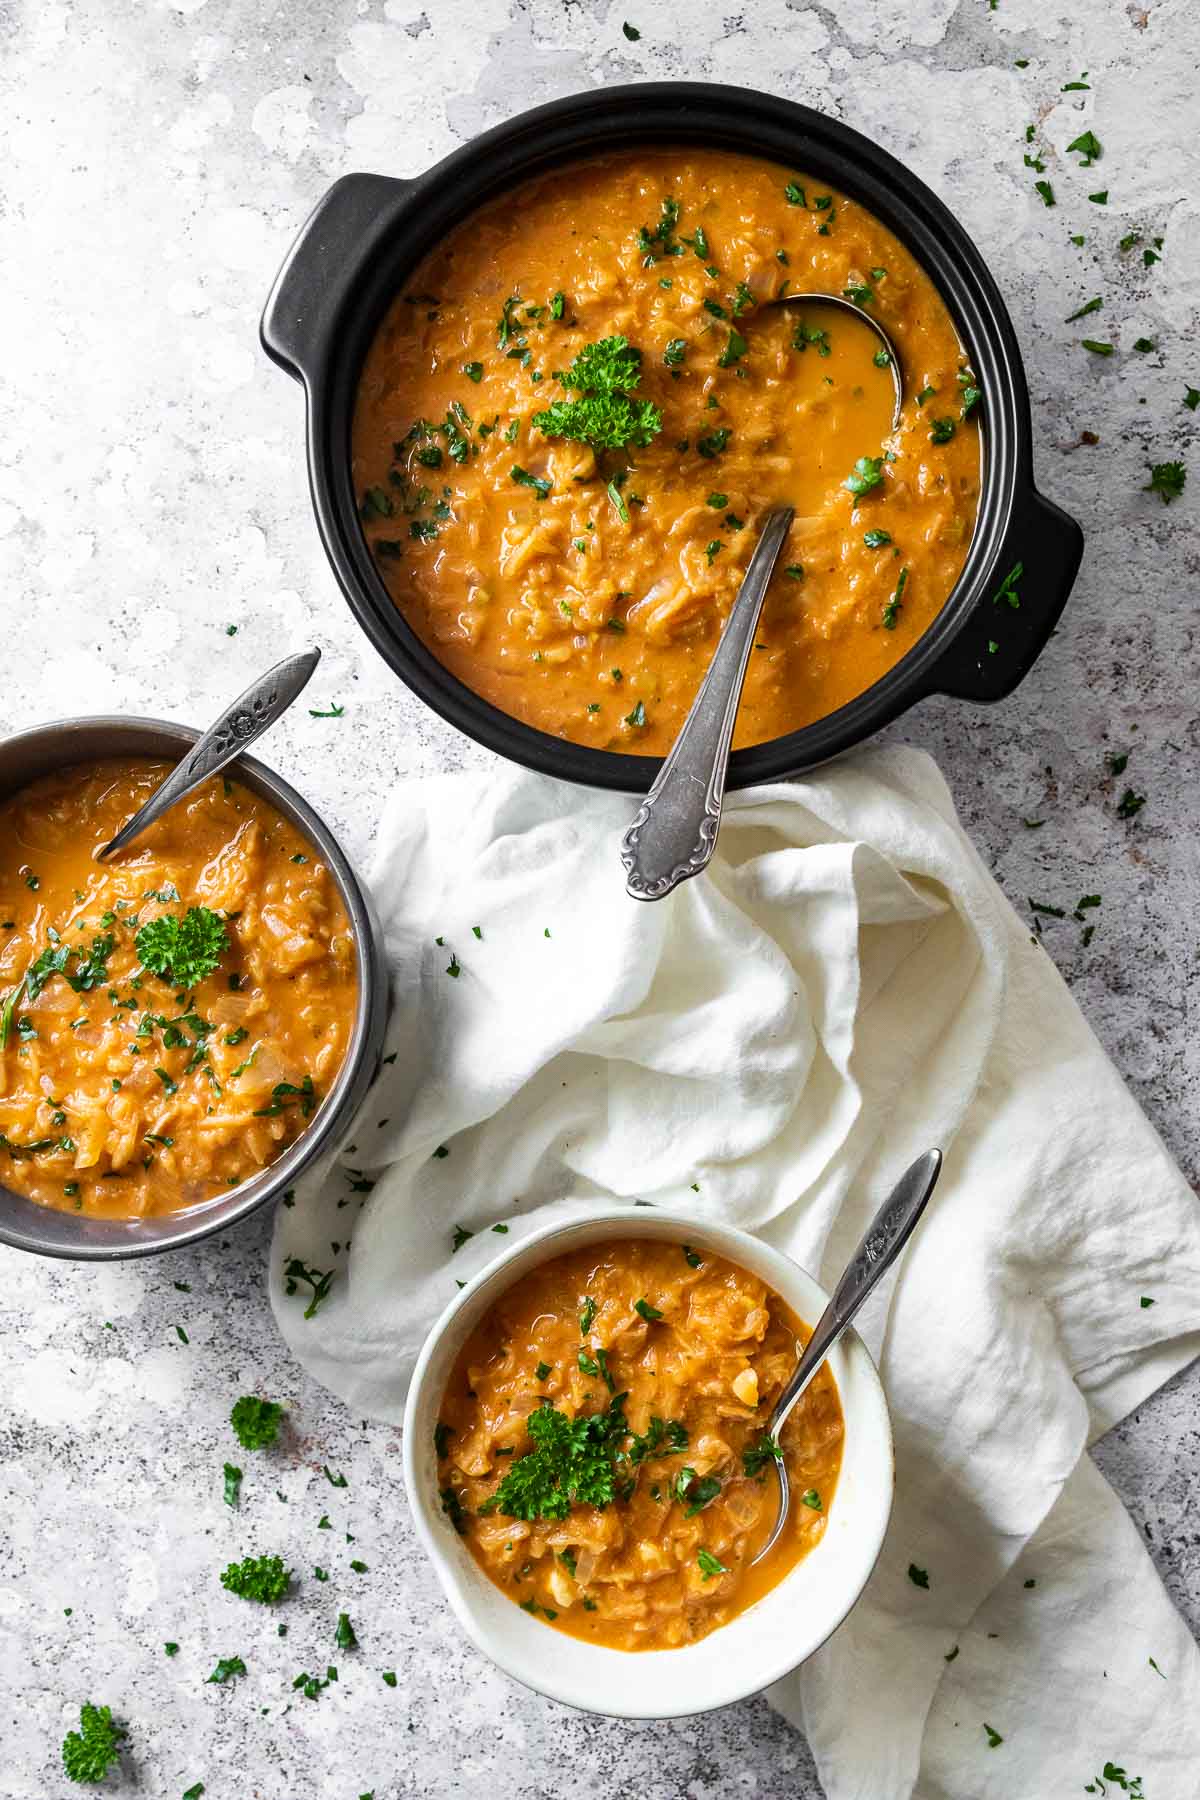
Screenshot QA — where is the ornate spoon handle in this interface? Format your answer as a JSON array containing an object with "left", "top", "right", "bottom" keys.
[
  {"left": 769, "top": 1148, "right": 943, "bottom": 1436},
  {"left": 620, "top": 506, "right": 794, "bottom": 902},
  {"left": 96, "top": 649, "right": 321, "bottom": 862},
  {"left": 750, "top": 1148, "right": 942, "bottom": 1567}
]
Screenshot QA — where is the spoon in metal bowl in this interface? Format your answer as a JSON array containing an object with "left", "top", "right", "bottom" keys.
[
  {"left": 96, "top": 648, "right": 321, "bottom": 862},
  {"left": 620, "top": 294, "right": 902, "bottom": 903},
  {"left": 750, "top": 1147, "right": 942, "bottom": 1567}
]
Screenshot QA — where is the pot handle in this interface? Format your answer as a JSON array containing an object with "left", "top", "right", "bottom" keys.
[
  {"left": 260, "top": 173, "right": 413, "bottom": 383},
  {"left": 924, "top": 486, "right": 1084, "bottom": 703}
]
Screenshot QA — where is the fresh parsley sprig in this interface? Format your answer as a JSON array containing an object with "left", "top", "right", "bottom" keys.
[{"left": 136, "top": 906, "right": 229, "bottom": 989}]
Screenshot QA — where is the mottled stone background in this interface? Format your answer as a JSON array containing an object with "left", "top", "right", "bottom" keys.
[{"left": 1, "top": 0, "right": 1196, "bottom": 1794}]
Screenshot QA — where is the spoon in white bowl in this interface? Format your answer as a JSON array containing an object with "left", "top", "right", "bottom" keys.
[
  {"left": 620, "top": 293, "right": 903, "bottom": 903},
  {"left": 750, "top": 1147, "right": 942, "bottom": 1566},
  {"left": 96, "top": 648, "right": 321, "bottom": 861}
]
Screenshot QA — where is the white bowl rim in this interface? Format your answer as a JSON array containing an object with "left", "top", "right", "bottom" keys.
[{"left": 402, "top": 1207, "right": 895, "bottom": 1718}]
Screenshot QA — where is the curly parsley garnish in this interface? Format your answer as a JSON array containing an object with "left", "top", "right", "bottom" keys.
[
  {"left": 231, "top": 1395, "right": 284, "bottom": 1451},
  {"left": 533, "top": 335, "right": 662, "bottom": 453},
  {"left": 136, "top": 906, "right": 229, "bottom": 989},
  {"left": 220, "top": 1553, "right": 291, "bottom": 1604},
  {"left": 479, "top": 1398, "right": 630, "bottom": 1521},
  {"left": 62, "top": 1704, "right": 127, "bottom": 1784}
]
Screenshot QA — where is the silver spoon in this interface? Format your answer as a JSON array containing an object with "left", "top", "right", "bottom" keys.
[
  {"left": 619, "top": 295, "right": 902, "bottom": 903},
  {"left": 620, "top": 507, "right": 793, "bottom": 901},
  {"left": 96, "top": 648, "right": 321, "bottom": 862},
  {"left": 751, "top": 1147, "right": 942, "bottom": 1566}
]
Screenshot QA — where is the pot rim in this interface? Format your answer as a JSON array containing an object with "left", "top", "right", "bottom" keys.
[
  {"left": 402, "top": 1204, "right": 895, "bottom": 1717},
  {"left": 265, "top": 81, "right": 1081, "bottom": 793},
  {"left": 0, "top": 715, "right": 388, "bottom": 1261}
]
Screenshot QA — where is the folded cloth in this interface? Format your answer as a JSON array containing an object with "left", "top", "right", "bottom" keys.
[{"left": 270, "top": 746, "right": 1200, "bottom": 1799}]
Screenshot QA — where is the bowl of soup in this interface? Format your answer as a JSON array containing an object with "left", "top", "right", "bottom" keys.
[
  {"left": 263, "top": 82, "right": 1082, "bottom": 791},
  {"left": 403, "top": 1211, "right": 893, "bottom": 1716},
  {"left": 0, "top": 717, "right": 388, "bottom": 1259}
]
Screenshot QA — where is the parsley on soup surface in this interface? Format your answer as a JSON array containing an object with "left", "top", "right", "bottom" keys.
[
  {"left": 0, "top": 760, "right": 355, "bottom": 1219},
  {"left": 435, "top": 1238, "right": 844, "bottom": 1650},
  {"left": 353, "top": 147, "right": 981, "bottom": 757}
]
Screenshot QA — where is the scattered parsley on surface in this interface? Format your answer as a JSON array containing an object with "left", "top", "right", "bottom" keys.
[
  {"left": 231, "top": 1395, "right": 284, "bottom": 1450},
  {"left": 223, "top": 1463, "right": 242, "bottom": 1508},
  {"left": 697, "top": 1548, "right": 728, "bottom": 1579},
  {"left": 1066, "top": 129, "right": 1102, "bottom": 167},
  {"left": 1085, "top": 1764, "right": 1144, "bottom": 1796},
  {"left": 1144, "top": 460, "right": 1185, "bottom": 504},
  {"left": 220, "top": 1554, "right": 290, "bottom": 1604},
  {"left": 983, "top": 1723, "right": 1004, "bottom": 1748},
  {"left": 908, "top": 1563, "right": 930, "bottom": 1589},
  {"left": 62, "top": 1704, "right": 126, "bottom": 1784}
]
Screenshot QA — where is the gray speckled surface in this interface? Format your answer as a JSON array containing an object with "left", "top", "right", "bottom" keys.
[{"left": 1, "top": 1, "right": 1197, "bottom": 1794}]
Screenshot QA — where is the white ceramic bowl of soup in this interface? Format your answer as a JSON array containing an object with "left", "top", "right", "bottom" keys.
[{"left": 403, "top": 1208, "right": 894, "bottom": 1718}]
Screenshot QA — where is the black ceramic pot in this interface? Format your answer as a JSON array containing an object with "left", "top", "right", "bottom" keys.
[{"left": 261, "top": 81, "right": 1083, "bottom": 794}]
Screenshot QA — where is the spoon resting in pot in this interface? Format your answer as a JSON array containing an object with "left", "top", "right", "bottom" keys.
[{"left": 620, "top": 292, "right": 903, "bottom": 903}]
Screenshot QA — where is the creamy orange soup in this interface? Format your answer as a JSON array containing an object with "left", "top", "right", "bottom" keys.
[
  {"left": 354, "top": 147, "right": 981, "bottom": 756},
  {"left": 0, "top": 760, "right": 356, "bottom": 1219},
  {"left": 436, "top": 1238, "right": 844, "bottom": 1650}
]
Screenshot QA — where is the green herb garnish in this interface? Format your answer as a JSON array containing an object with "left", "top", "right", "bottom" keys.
[
  {"left": 1066, "top": 130, "right": 1102, "bottom": 167},
  {"left": 231, "top": 1395, "right": 284, "bottom": 1450},
  {"left": 62, "top": 1704, "right": 126, "bottom": 1785},
  {"left": 697, "top": 1548, "right": 728, "bottom": 1580},
  {"left": 219, "top": 1554, "right": 290, "bottom": 1603},
  {"left": 282, "top": 1257, "right": 334, "bottom": 1318},
  {"left": 207, "top": 1656, "right": 247, "bottom": 1684},
  {"left": 136, "top": 907, "right": 229, "bottom": 989},
  {"left": 844, "top": 455, "right": 884, "bottom": 497},
  {"left": 883, "top": 566, "right": 909, "bottom": 630},
  {"left": 478, "top": 1398, "right": 629, "bottom": 1522},
  {"left": 742, "top": 1432, "right": 781, "bottom": 1477},
  {"left": 1145, "top": 460, "right": 1185, "bottom": 503},
  {"left": 511, "top": 465, "right": 551, "bottom": 498}
]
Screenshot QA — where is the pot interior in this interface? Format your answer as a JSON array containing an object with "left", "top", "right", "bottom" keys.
[{"left": 309, "top": 87, "right": 1024, "bottom": 790}]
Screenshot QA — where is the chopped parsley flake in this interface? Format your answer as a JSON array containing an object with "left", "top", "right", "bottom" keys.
[
  {"left": 844, "top": 455, "right": 884, "bottom": 497},
  {"left": 1145, "top": 460, "right": 1185, "bottom": 503}
]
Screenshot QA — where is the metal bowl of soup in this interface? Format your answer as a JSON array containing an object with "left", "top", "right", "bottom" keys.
[
  {"left": 0, "top": 717, "right": 388, "bottom": 1261},
  {"left": 262, "top": 81, "right": 1082, "bottom": 792}
]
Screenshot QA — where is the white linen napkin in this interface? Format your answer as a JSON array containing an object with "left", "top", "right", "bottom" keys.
[{"left": 269, "top": 746, "right": 1200, "bottom": 1799}]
